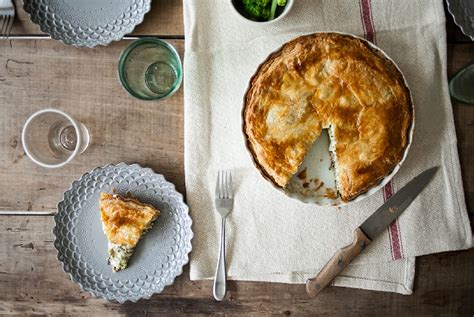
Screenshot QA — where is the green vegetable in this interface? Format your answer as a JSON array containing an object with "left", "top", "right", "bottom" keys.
[
  {"left": 269, "top": 0, "right": 278, "bottom": 20},
  {"left": 108, "top": 244, "right": 134, "bottom": 272},
  {"left": 242, "top": 0, "right": 270, "bottom": 20},
  {"left": 242, "top": 0, "right": 287, "bottom": 21}
]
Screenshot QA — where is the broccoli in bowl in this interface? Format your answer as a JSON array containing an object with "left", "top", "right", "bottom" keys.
[{"left": 235, "top": 0, "right": 289, "bottom": 22}]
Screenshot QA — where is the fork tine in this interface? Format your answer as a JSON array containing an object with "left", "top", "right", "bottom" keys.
[
  {"left": 4, "top": 16, "right": 10, "bottom": 39},
  {"left": 221, "top": 170, "right": 226, "bottom": 199},
  {"left": 224, "top": 170, "right": 230, "bottom": 199},
  {"left": 222, "top": 170, "right": 226, "bottom": 199},
  {"left": 215, "top": 170, "right": 221, "bottom": 198},
  {"left": 4, "top": 16, "right": 10, "bottom": 38},
  {"left": 0, "top": 16, "right": 7, "bottom": 38},
  {"left": 216, "top": 170, "right": 234, "bottom": 200},
  {"left": 6, "top": 14, "right": 13, "bottom": 38},
  {"left": 227, "top": 171, "right": 233, "bottom": 198},
  {"left": 224, "top": 170, "right": 229, "bottom": 198},
  {"left": 221, "top": 170, "right": 226, "bottom": 198}
]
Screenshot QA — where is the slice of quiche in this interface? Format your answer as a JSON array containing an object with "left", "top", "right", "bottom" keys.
[{"left": 99, "top": 192, "right": 160, "bottom": 272}]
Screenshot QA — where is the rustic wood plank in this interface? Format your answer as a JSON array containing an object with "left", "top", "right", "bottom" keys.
[
  {"left": 133, "top": 0, "right": 184, "bottom": 37},
  {"left": 11, "top": 0, "right": 184, "bottom": 37},
  {"left": 0, "top": 216, "right": 473, "bottom": 315},
  {"left": 448, "top": 43, "right": 474, "bottom": 214},
  {"left": 0, "top": 39, "right": 184, "bottom": 212}
]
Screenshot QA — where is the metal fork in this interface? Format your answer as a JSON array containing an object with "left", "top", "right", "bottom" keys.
[
  {"left": 0, "top": 0, "right": 14, "bottom": 39},
  {"left": 213, "top": 170, "right": 233, "bottom": 301}
]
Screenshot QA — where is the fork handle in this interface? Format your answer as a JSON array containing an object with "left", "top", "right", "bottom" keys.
[{"left": 213, "top": 217, "right": 226, "bottom": 301}]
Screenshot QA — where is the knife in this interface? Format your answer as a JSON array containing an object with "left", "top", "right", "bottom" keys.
[{"left": 306, "top": 166, "right": 439, "bottom": 297}]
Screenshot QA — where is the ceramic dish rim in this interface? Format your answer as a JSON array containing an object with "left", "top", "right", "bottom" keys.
[
  {"left": 22, "top": 0, "right": 152, "bottom": 48},
  {"left": 446, "top": 0, "right": 474, "bottom": 41}
]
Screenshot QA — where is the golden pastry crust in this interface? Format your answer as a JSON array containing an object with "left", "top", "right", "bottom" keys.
[
  {"left": 243, "top": 33, "right": 413, "bottom": 201},
  {"left": 99, "top": 193, "right": 160, "bottom": 247}
]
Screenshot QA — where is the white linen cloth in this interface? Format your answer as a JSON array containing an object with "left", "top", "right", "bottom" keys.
[{"left": 183, "top": 0, "right": 472, "bottom": 294}]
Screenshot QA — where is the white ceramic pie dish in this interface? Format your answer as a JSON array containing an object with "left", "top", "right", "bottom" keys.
[{"left": 242, "top": 31, "right": 415, "bottom": 206}]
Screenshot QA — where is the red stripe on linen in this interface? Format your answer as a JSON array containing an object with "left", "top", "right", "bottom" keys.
[
  {"left": 359, "top": 0, "right": 376, "bottom": 43},
  {"left": 358, "top": 0, "right": 403, "bottom": 260},
  {"left": 383, "top": 176, "right": 404, "bottom": 260}
]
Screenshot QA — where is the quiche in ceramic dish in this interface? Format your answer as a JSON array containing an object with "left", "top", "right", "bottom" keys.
[{"left": 243, "top": 32, "right": 413, "bottom": 202}]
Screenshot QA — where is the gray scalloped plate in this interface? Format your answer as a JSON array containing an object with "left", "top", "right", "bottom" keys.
[
  {"left": 447, "top": 0, "right": 474, "bottom": 41},
  {"left": 53, "top": 163, "right": 193, "bottom": 303},
  {"left": 23, "top": 0, "right": 151, "bottom": 48}
]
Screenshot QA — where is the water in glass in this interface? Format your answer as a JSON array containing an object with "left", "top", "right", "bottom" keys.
[{"left": 48, "top": 122, "right": 78, "bottom": 157}]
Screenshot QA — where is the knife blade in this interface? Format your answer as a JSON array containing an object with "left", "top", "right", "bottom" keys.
[{"left": 306, "top": 166, "right": 439, "bottom": 297}]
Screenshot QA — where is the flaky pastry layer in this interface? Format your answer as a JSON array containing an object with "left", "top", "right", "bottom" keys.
[
  {"left": 99, "top": 193, "right": 160, "bottom": 247},
  {"left": 243, "top": 33, "right": 413, "bottom": 201}
]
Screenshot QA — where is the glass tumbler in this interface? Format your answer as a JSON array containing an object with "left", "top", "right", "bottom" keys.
[
  {"left": 118, "top": 38, "right": 183, "bottom": 101},
  {"left": 449, "top": 63, "right": 474, "bottom": 104},
  {"left": 21, "top": 108, "right": 90, "bottom": 168}
]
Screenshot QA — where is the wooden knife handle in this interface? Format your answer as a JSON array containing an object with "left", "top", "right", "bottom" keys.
[{"left": 306, "top": 228, "right": 372, "bottom": 297}]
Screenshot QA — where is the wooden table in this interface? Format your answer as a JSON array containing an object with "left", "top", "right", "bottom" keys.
[{"left": 1, "top": 1, "right": 473, "bottom": 315}]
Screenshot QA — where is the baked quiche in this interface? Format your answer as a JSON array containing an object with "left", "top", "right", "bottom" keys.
[
  {"left": 99, "top": 193, "right": 160, "bottom": 272},
  {"left": 243, "top": 33, "right": 413, "bottom": 202}
]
